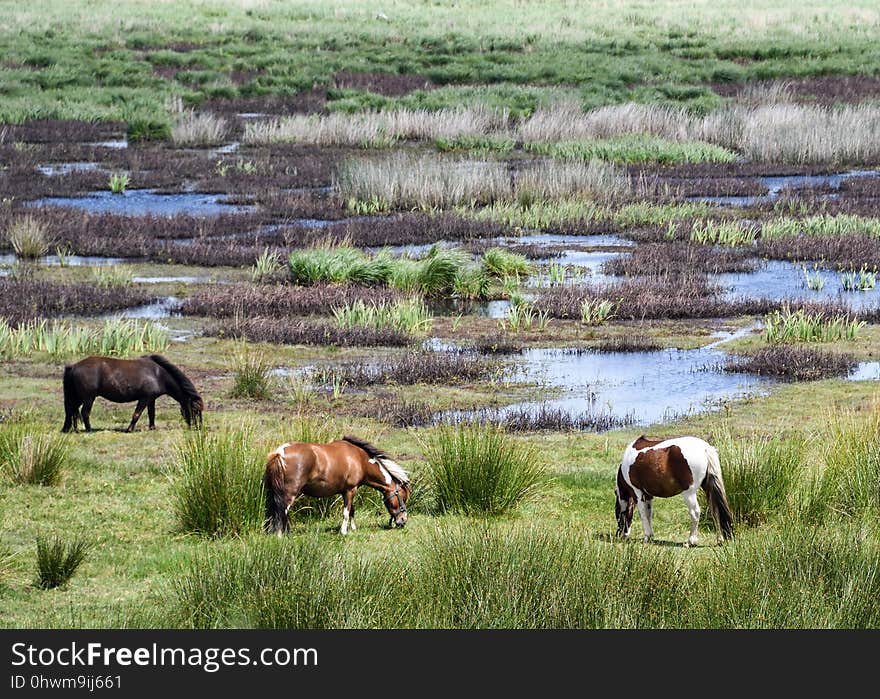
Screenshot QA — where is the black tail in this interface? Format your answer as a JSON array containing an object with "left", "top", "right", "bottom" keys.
[
  {"left": 264, "top": 451, "right": 289, "bottom": 535},
  {"left": 61, "top": 366, "right": 78, "bottom": 433},
  {"left": 702, "top": 471, "right": 734, "bottom": 540}
]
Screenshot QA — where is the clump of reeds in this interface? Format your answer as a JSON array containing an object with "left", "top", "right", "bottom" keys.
[
  {"left": 332, "top": 297, "right": 432, "bottom": 335},
  {"left": 724, "top": 345, "right": 857, "bottom": 381},
  {"left": 715, "top": 431, "right": 807, "bottom": 527},
  {"left": 0, "top": 318, "right": 169, "bottom": 358},
  {"left": 763, "top": 306, "right": 865, "bottom": 343},
  {"left": 251, "top": 248, "right": 283, "bottom": 283},
  {"left": 171, "top": 110, "right": 230, "bottom": 146},
  {"left": 168, "top": 425, "right": 265, "bottom": 537},
  {"left": 230, "top": 347, "right": 274, "bottom": 400},
  {"left": 690, "top": 219, "right": 758, "bottom": 247},
  {"left": 34, "top": 535, "right": 91, "bottom": 589},
  {"left": 0, "top": 422, "right": 67, "bottom": 485},
  {"left": 91, "top": 266, "right": 133, "bottom": 288},
  {"left": 805, "top": 410, "right": 880, "bottom": 523},
  {"left": 422, "top": 424, "right": 546, "bottom": 516},
  {"left": 5, "top": 215, "right": 50, "bottom": 259},
  {"left": 481, "top": 247, "right": 532, "bottom": 278}
]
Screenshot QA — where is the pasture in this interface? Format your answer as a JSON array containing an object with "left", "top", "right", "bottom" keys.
[{"left": 1, "top": 0, "right": 880, "bottom": 629}]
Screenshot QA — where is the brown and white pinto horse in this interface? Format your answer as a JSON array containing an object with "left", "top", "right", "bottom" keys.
[
  {"left": 264, "top": 435, "right": 410, "bottom": 536},
  {"left": 615, "top": 435, "right": 733, "bottom": 546}
]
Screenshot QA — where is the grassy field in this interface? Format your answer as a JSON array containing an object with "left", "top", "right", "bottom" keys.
[{"left": 2, "top": 0, "right": 880, "bottom": 629}]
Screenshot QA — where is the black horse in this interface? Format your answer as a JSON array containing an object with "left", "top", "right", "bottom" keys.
[{"left": 62, "top": 354, "right": 204, "bottom": 433}]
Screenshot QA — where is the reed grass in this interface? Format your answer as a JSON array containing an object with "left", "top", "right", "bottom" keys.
[
  {"left": 229, "top": 347, "right": 274, "bottom": 400},
  {"left": 168, "top": 425, "right": 265, "bottom": 538},
  {"left": 5, "top": 215, "right": 50, "bottom": 259},
  {"left": 35, "top": 535, "right": 92, "bottom": 590},
  {"left": 422, "top": 424, "right": 545, "bottom": 516},
  {"left": 715, "top": 431, "right": 806, "bottom": 527},
  {"left": 690, "top": 219, "right": 758, "bottom": 247},
  {"left": 171, "top": 110, "right": 230, "bottom": 146},
  {"left": 761, "top": 215, "right": 880, "bottom": 241},
  {"left": 0, "top": 318, "right": 168, "bottom": 358},
  {"left": 91, "top": 266, "right": 133, "bottom": 288},
  {"left": 0, "top": 422, "right": 67, "bottom": 485},
  {"left": 332, "top": 297, "right": 432, "bottom": 335},
  {"left": 805, "top": 410, "right": 880, "bottom": 523},
  {"left": 525, "top": 135, "right": 736, "bottom": 164},
  {"left": 763, "top": 306, "right": 865, "bottom": 343}
]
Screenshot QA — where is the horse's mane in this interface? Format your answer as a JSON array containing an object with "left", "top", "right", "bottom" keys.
[
  {"left": 146, "top": 355, "right": 202, "bottom": 405},
  {"left": 342, "top": 435, "right": 410, "bottom": 484}
]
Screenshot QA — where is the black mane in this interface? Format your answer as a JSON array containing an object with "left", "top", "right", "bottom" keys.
[
  {"left": 341, "top": 435, "right": 387, "bottom": 461},
  {"left": 146, "top": 355, "right": 202, "bottom": 405}
]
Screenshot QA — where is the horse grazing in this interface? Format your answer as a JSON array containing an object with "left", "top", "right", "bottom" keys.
[
  {"left": 61, "top": 355, "right": 204, "bottom": 433},
  {"left": 615, "top": 435, "right": 733, "bottom": 546},
  {"left": 264, "top": 435, "right": 411, "bottom": 536}
]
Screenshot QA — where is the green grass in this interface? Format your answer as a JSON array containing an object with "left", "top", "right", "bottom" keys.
[
  {"left": 761, "top": 214, "right": 880, "bottom": 240},
  {"left": 332, "top": 297, "right": 433, "bottom": 335},
  {"left": 422, "top": 424, "right": 547, "bottom": 516},
  {"left": 0, "top": 422, "right": 68, "bottom": 486},
  {"left": 167, "top": 425, "right": 266, "bottom": 538},
  {"left": 34, "top": 535, "right": 92, "bottom": 590},
  {"left": 763, "top": 307, "right": 866, "bottom": 343},
  {"left": 0, "top": 317, "right": 169, "bottom": 358},
  {"left": 525, "top": 135, "right": 737, "bottom": 164},
  {"left": 229, "top": 348, "right": 273, "bottom": 400},
  {"left": 716, "top": 431, "right": 806, "bottom": 527}
]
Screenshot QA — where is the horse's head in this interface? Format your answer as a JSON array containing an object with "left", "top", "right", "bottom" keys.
[
  {"left": 182, "top": 395, "right": 205, "bottom": 429},
  {"left": 383, "top": 481, "right": 410, "bottom": 528},
  {"left": 615, "top": 470, "right": 635, "bottom": 538}
]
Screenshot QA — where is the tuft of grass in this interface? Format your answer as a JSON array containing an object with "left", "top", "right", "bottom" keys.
[
  {"left": 168, "top": 425, "right": 265, "bottom": 538},
  {"left": 0, "top": 318, "right": 169, "bottom": 359},
  {"left": 763, "top": 306, "right": 865, "bottom": 343},
  {"left": 251, "top": 248, "right": 283, "bottom": 283},
  {"left": 580, "top": 298, "right": 617, "bottom": 325},
  {"left": 840, "top": 266, "right": 877, "bottom": 292},
  {"left": 171, "top": 110, "right": 229, "bottom": 146},
  {"left": 34, "top": 535, "right": 91, "bottom": 589},
  {"left": 0, "top": 423, "right": 67, "bottom": 486},
  {"left": 108, "top": 172, "right": 130, "bottom": 194},
  {"left": 525, "top": 135, "right": 737, "bottom": 164},
  {"left": 5, "top": 216, "right": 50, "bottom": 259},
  {"left": 422, "top": 424, "right": 546, "bottom": 516},
  {"left": 91, "top": 266, "right": 133, "bottom": 288},
  {"left": 230, "top": 347, "right": 274, "bottom": 400},
  {"left": 716, "top": 432, "right": 806, "bottom": 527},
  {"left": 481, "top": 247, "right": 532, "bottom": 278},
  {"left": 690, "top": 219, "right": 757, "bottom": 247},
  {"left": 805, "top": 411, "right": 880, "bottom": 523},
  {"left": 724, "top": 345, "right": 857, "bottom": 382},
  {"left": 332, "top": 297, "right": 432, "bottom": 335}
]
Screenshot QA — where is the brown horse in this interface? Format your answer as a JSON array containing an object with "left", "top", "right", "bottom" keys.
[
  {"left": 264, "top": 435, "right": 411, "bottom": 536},
  {"left": 615, "top": 435, "right": 733, "bottom": 546},
  {"left": 62, "top": 354, "right": 204, "bottom": 433}
]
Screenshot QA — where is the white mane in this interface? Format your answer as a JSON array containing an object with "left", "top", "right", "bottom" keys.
[{"left": 378, "top": 457, "right": 410, "bottom": 484}]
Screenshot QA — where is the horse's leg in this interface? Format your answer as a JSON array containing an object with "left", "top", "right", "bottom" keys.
[
  {"left": 80, "top": 397, "right": 95, "bottom": 432},
  {"left": 682, "top": 489, "right": 701, "bottom": 547},
  {"left": 636, "top": 494, "right": 653, "bottom": 543},
  {"left": 340, "top": 488, "right": 356, "bottom": 535},
  {"left": 147, "top": 400, "right": 156, "bottom": 430},
  {"left": 125, "top": 399, "right": 148, "bottom": 433}
]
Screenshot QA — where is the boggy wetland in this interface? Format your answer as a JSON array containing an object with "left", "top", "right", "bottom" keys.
[{"left": 2, "top": 1, "right": 880, "bottom": 629}]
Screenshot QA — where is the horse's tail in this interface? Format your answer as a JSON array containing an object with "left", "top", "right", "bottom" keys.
[
  {"left": 263, "top": 449, "right": 289, "bottom": 535},
  {"left": 702, "top": 444, "right": 734, "bottom": 540},
  {"left": 61, "top": 365, "right": 78, "bottom": 432}
]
